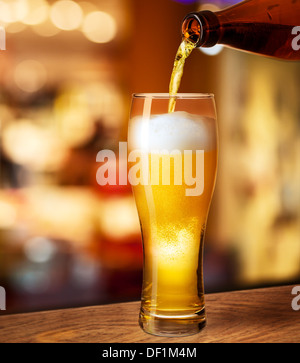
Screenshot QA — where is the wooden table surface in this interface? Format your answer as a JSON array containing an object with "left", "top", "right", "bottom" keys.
[{"left": 0, "top": 285, "right": 299, "bottom": 343}]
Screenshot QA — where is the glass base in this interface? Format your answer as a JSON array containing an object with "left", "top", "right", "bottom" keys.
[{"left": 139, "top": 307, "right": 206, "bottom": 337}]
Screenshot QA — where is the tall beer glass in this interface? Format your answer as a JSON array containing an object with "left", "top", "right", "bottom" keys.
[{"left": 128, "top": 93, "right": 218, "bottom": 336}]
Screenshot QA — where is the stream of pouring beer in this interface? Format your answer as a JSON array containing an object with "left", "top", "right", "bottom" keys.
[{"left": 168, "top": 39, "right": 196, "bottom": 113}]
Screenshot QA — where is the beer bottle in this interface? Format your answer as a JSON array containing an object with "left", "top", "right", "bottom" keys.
[{"left": 182, "top": 0, "right": 300, "bottom": 60}]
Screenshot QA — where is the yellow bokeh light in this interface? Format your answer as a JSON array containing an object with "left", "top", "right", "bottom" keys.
[
  {"left": 22, "top": 0, "right": 49, "bottom": 26},
  {"left": 54, "top": 87, "right": 95, "bottom": 148},
  {"left": 2, "top": 120, "right": 68, "bottom": 171},
  {"left": 0, "top": 201, "right": 17, "bottom": 229},
  {"left": 2, "top": 120, "right": 46, "bottom": 166},
  {"left": 99, "top": 197, "right": 140, "bottom": 239},
  {"left": 0, "top": 0, "right": 28, "bottom": 23},
  {"left": 14, "top": 59, "right": 47, "bottom": 93},
  {"left": 82, "top": 11, "right": 117, "bottom": 44},
  {"left": 50, "top": 0, "right": 83, "bottom": 31},
  {"left": 32, "top": 18, "right": 61, "bottom": 37}
]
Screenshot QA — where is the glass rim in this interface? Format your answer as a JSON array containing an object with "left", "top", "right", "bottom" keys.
[{"left": 132, "top": 93, "right": 214, "bottom": 99}]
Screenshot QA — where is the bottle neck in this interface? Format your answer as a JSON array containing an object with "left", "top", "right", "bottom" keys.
[{"left": 182, "top": 11, "right": 220, "bottom": 48}]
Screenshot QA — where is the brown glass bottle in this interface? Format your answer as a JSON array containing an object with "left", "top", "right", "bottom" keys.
[{"left": 182, "top": 0, "right": 300, "bottom": 60}]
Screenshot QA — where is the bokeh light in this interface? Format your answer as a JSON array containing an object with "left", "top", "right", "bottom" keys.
[
  {"left": 50, "top": 0, "right": 83, "bottom": 31},
  {"left": 21, "top": 0, "right": 49, "bottom": 26},
  {"left": 82, "top": 11, "right": 117, "bottom": 44},
  {"left": 32, "top": 17, "right": 61, "bottom": 37},
  {"left": 2, "top": 119, "right": 68, "bottom": 171},
  {"left": 14, "top": 59, "right": 47, "bottom": 93},
  {"left": 54, "top": 87, "right": 96, "bottom": 148},
  {"left": 99, "top": 197, "right": 140, "bottom": 240},
  {"left": 2, "top": 120, "right": 48, "bottom": 166},
  {"left": 0, "top": 0, "right": 28, "bottom": 23},
  {"left": 24, "top": 237, "right": 57, "bottom": 264},
  {"left": 0, "top": 201, "right": 17, "bottom": 229}
]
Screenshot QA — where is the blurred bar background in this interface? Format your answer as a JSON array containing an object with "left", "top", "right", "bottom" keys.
[{"left": 0, "top": 0, "right": 299, "bottom": 314}]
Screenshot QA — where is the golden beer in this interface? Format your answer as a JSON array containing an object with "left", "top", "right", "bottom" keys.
[{"left": 128, "top": 94, "right": 218, "bottom": 336}]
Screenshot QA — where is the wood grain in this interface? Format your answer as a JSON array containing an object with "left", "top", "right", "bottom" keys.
[{"left": 0, "top": 285, "right": 299, "bottom": 343}]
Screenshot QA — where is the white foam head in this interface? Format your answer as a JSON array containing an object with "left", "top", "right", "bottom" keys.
[{"left": 128, "top": 111, "right": 216, "bottom": 152}]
